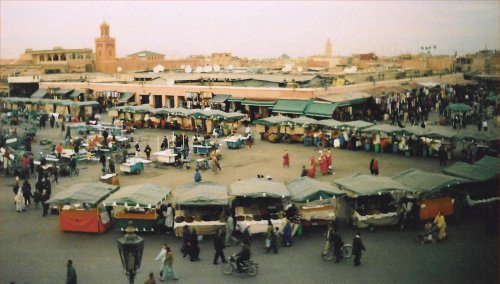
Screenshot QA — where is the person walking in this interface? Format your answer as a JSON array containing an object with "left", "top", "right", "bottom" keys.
[
  {"left": 194, "top": 168, "right": 202, "bottom": 182},
  {"left": 433, "top": 211, "right": 447, "bottom": 241},
  {"left": 164, "top": 203, "right": 174, "bottom": 235},
  {"left": 55, "top": 143, "right": 63, "bottom": 159},
  {"left": 332, "top": 229, "right": 344, "bottom": 263},
  {"left": 439, "top": 145, "right": 447, "bottom": 167},
  {"left": 144, "top": 144, "right": 152, "bottom": 160},
  {"left": 41, "top": 181, "right": 52, "bottom": 217},
  {"left": 181, "top": 225, "right": 191, "bottom": 258},
  {"left": 21, "top": 179, "right": 32, "bottom": 208},
  {"left": 266, "top": 227, "right": 279, "bottom": 254},
  {"left": 160, "top": 246, "right": 178, "bottom": 281},
  {"left": 225, "top": 215, "right": 238, "bottom": 247},
  {"left": 352, "top": 232, "right": 366, "bottom": 266},
  {"left": 369, "top": 157, "right": 379, "bottom": 175},
  {"left": 99, "top": 153, "right": 106, "bottom": 174},
  {"left": 135, "top": 141, "right": 141, "bottom": 158},
  {"left": 155, "top": 243, "right": 167, "bottom": 276},
  {"left": 108, "top": 157, "right": 115, "bottom": 174},
  {"left": 15, "top": 186, "right": 25, "bottom": 212},
  {"left": 189, "top": 228, "right": 200, "bottom": 261},
  {"left": 66, "top": 259, "right": 77, "bottom": 284},
  {"left": 283, "top": 219, "right": 293, "bottom": 247},
  {"left": 282, "top": 149, "right": 290, "bottom": 168},
  {"left": 213, "top": 230, "right": 227, "bottom": 264}
]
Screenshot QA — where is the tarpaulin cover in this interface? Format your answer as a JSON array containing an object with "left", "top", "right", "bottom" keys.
[
  {"left": 361, "top": 124, "right": 402, "bottom": 134},
  {"left": 334, "top": 173, "right": 411, "bottom": 196},
  {"left": 286, "top": 176, "right": 344, "bottom": 202},
  {"left": 59, "top": 210, "right": 111, "bottom": 233},
  {"left": 175, "top": 181, "right": 228, "bottom": 206},
  {"left": 47, "top": 183, "right": 119, "bottom": 206},
  {"left": 447, "top": 103, "right": 472, "bottom": 113},
  {"left": 443, "top": 161, "right": 499, "bottom": 182},
  {"left": 337, "top": 120, "right": 373, "bottom": 130},
  {"left": 103, "top": 183, "right": 171, "bottom": 208},
  {"left": 393, "top": 168, "right": 471, "bottom": 194},
  {"left": 229, "top": 178, "right": 290, "bottom": 198}
]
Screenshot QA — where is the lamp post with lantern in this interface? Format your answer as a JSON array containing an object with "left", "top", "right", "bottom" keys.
[{"left": 117, "top": 221, "right": 144, "bottom": 284}]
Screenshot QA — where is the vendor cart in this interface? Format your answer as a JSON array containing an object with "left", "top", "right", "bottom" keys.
[
  {"left": 47, "top": 182, "right": 119, "bottom": 233},
  {"left": 120, "top": 160, "right": 144, "bottom": 175},
  {"left": 152, "top": 149, "right": 178, "bottom": 168},
  {"left": 222, "top": 135, "right": 247, "bottom": 149},
  {"left": 103, "top": 184, "right": 171, "bottom": 232},
  {"left": 286, "top": 177, "right": 345, "bottom": 227},
  {"left": 174, "top": 181, "right": 229, "bottom": 237}
]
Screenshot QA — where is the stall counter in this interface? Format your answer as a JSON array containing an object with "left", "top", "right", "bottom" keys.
[{"left": 59, "top": 208, "right": 111, "bottom": 233}]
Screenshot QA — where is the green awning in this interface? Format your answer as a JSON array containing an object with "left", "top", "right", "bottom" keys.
[
  {"left": 242, "top": 100, "right": 275, "bottom": 107},
  {"left": 211, "top": 94, "right": 231, "bottom": 104},
  {"left": 227, "top": 97, "right": 245, "bottom": 103},
  {"left": 175, "top": 181, "right": 229, "bottom": 206},
  {"left": 69, "top": 90, "right": 81, "bottom": 99},
  {"left": 118, "top": 92, "right": 135, "bottom": 104},
  {"left": 103, "top": 183, "right": 171, "bottom": 208},
  {"left": 47, "top": 183, "right": 119, "bottom": 206},
  {"left": 334, "top": 173, "right": 410, "bottom": 197},
  {"left": 337, "top": 120, "right": 374, "bottom": 130},
  {"left": 254, "top": 115, "right": 293, "bottom": 126},
  {"left": 229, "top": 178, "right": 290, "bottom": 198},
  {"left": 304, "top": 102, "right": 336, "bottom": 118},
  {"left": 362, "top": 124, "right": 402, "bottom": 134},
  {"left": 286, "top": 177, "right": 344, "bottom": 202},
  {"left": 31, "top": 89, "right": 48, "bottom": 98},
  {"left": 336, "top": 98, "right": 368, "bottom": 108},
  {"left": 393, "top": 168, "right": 471, "bottom": 194},
  {"left": 272, "top": 99, "right": 309, "bottom": 115},
  {"left": 475, "top": 156, "right": 500, "bottom": 174},
  {"left": 443, "top": 162, "right": 498, "bottom": 182}
]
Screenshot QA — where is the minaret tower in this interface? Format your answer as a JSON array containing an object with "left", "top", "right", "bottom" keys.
[
  {"left": 95, "top": 22, "right": 117, "bottom": 73},
  {"left": 325, "top": 38, "right": 332, "bottom": 57}
]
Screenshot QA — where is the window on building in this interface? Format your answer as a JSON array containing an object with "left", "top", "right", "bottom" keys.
[
  {"left": 61, "top": 54, "right": 66, "bottom": 61},
  {"left": 39, "top": 55, "right": 45, "bottom": 62},
  {"left": 53, "top": 54, "right": 59, "bottom": 61},
  {"left": 86, "top": 54, "right": 91, "bottom": 59},
  {"left": 47, "top": 54, "right": 52, "bottom": 61}
]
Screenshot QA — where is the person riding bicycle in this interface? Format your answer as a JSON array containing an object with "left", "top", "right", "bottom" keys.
[{"left": 235, "top": 241, "right": 251, "bottom": 272}]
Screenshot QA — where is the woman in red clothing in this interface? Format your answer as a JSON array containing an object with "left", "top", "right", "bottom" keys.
[
  {"left": 307, "top": 156, "right": 317, "bottom": 178},
  {"left": 282, "top": 150, "right": 290, "bottom": 167},
  {"left": 320, "top": 153, "right": 328, "bottom": 175}
]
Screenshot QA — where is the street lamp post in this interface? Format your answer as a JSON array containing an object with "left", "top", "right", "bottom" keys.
[{"left": 117, "top": 221, "right": 144, "bottom": 284}]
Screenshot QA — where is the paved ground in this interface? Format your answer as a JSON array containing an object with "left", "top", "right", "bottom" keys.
[{"left": 1, "top": 113, "right": 498, "bottom": 284}]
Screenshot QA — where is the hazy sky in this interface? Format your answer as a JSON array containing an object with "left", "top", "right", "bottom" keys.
[{"left": 1, "top": 1, "right": 499, "bottom": 59}]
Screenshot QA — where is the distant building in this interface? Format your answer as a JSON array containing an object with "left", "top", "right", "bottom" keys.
[{"left": 95, "top": 21, "right": 117, "bottom": 74}]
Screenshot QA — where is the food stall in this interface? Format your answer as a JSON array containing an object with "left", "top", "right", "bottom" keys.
[
  {"left": 286, "top": 177, "right": 345, "bottom": 227},
  {"left": 393, "top": 168, "right": 471, "bottom": 221},
  {"left": 174, "top": 181, "right": 229, "bottom": 237},
  {"left": 47, "top": 182, "right": 119, "bottom": 233},
  {"left": 228, "top": 178, "right": 290, "bottom": 234},
  {"left": 334, "top": 174, "right": 409, "bottom": 229},
  {"left": 103, "top": 183, "right": 171, "bottom": 232}
]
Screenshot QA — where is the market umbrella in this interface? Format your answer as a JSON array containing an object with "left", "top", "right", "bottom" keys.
[
  {"left": 47, "top": 183, "right": 119, "bottom": 206},
  {"left": 175, "top": 181, "right": 228, "bottom": 206},
  {"left": 447, "top": 103, "right": 472, "bottom": 113}
]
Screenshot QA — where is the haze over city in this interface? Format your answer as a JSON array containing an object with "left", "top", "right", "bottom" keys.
[{"left": 1, "top": 1, "right": 499, "bottom": 59}]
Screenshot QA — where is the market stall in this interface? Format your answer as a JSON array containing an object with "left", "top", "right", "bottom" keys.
[
  {"left": 47, "top": 182, "right": 119, "bottom": 233},
  {"left": 393, "top": 168, "right": 471, "bottom": 220},
  {"left": 174, "top": 181, "right": 229, "bottom": 236},
  {"left": 103, "top": 183, "right": 171, "bottom": 232},
  {"left": 286, "top": 176, "right": 345, "bottom": 227},
  {"left": 334, "top": 173, "right": 409, "bottom": 229},
  {"left": 228, "top": 178, "right": 290, "bottom": 234},
  {"left": 221, "top": 134, "right": 248, "bottom": 149}
]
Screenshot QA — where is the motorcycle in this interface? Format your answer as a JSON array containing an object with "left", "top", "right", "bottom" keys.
[{"left": 223, "top": 255, "right": 258, "bottom": 277}]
